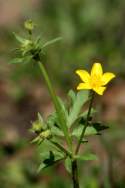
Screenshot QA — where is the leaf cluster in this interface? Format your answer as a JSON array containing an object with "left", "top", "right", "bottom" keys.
[
  {"left": 31, "top": 90, "right": 108, "bottom": 173},
  {"left": 10, "top": 29, "right": 62, "bottom": 65}
]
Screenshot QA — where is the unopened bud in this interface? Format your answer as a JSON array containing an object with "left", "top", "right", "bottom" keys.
[
  {"left": 24, "top": 20, "right": 35, "bottom": 31},
  {"left": 32, "top": 120, "right": 43, "bottom": 133},
  {"left": 40, "top": 130, "right": 52, "bottom": 139}
]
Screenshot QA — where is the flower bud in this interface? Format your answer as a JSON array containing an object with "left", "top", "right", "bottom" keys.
[
  {"left": 32, "top": 120, "right": 43, "bottom": 133},
  {"left": 40, "top": 130, "right": 52, "bottom": 139},
  {"left": 24, "top": 20, "right": 35, "bottom": 31}
]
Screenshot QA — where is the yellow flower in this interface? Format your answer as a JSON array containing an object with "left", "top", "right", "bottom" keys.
[{"left": 76, "top": 63, "right": 116, "bottom": 95}]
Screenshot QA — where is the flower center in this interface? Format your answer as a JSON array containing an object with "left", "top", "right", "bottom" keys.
[{"left": 90, "top": 74, "right": 102, "bottom": 88}]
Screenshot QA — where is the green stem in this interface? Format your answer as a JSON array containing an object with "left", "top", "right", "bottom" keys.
[
  {"left": 37, "top": 61, "right": 72, "bottom": 151},
  {"left": 75, "top": 91, "right": 95, "bottom": 154},
  {"left": 71, "top": 159, "right": 80, "bottom": 188}
]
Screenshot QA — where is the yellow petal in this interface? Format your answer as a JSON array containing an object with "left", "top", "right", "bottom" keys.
[
  {"left": 93, "top": 86, "right": 106, "bottom": 95},
  {"left": 102, "top": 72, "right": 115, "bottom": 85},
  {"left": 91, "top": 63, "right": 103, "bottom": 76},
  {"left": 76, "top": 70, "right": 90, "bottom": 83},
  {"left": 77, "top": 83, "right": 91, "bottom": 90}
]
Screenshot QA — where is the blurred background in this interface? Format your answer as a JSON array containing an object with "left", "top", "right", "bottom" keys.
[{"left": 0, "top": 0, "right": 125, "bottom": 187}]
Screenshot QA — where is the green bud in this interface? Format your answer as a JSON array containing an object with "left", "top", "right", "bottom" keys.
[
  {"left": 24, "top": 20, "right": 35, "bottom": 31},
  {"left": 40, "top": 130, "right": 52, "bottom": 139},
  {"left": 32, "top": 120, "right": 43, "bottom": 133}
]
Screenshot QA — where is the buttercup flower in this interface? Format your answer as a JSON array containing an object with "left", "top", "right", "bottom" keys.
[{"left": 76, "top": 63, "right": 115, "bottom": 95}]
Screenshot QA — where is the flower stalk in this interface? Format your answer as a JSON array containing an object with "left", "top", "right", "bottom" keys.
[
  {"left": 71, "top": 91, "right": 95, "bottom": 188},
  {"left": 75, "top": 91, "right": 95, "bottom": 154},
  {"left": 37, "top": 61, "right": 72, "bottom": 152}
]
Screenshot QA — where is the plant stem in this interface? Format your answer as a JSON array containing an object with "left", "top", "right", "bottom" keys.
[
  {"left": 71, "top": 159, "right": 80, "bottom": 188},
  {"left": 37, "top": 61, "right": 72, "bottom": 151},
  {"left": 75, "top": 91, "right": 95, "bottom": 154}
]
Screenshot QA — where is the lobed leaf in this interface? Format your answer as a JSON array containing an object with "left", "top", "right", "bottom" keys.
[
  {"left": 38, "top": 150, "right": 64, "bottom": 172},
  {"left": 68, "top": 90, "right": 88, "bottom": 128},
  {"left": 72, "top": 125, "right": 97, "bottom": 138},
  {"left": 46, "top": 113, "right": 64, "bottom": 137}
]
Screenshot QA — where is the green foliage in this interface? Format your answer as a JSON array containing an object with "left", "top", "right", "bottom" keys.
[
  {"left": 64, "top": 157, "right": 72, "bottom": 174},
  {"left": 92, "top": 122, "right": 109, "bottom": 132},
  {"left": 42, "top": 37, "right": 62, "bottom": 48},
  {"left": 38, "top": 151, "right": 64, "bottom": 172},
  {"left": 72, "top": 126, "right": 97, "bottom": 138},
  {"left": 10, "top": 32, "right": 62, "bottom": 66},
  {"left": 30, "top": 88, "right": 108, "bottom": 173},
  {"left": 68, "top": 90, "right": 88, "bottom": 127},
  {"left": 76, "top": 153, "right": 98, "bottom": 161}
]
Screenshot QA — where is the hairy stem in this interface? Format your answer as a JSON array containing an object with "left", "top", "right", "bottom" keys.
[{"left": 75, "top": 91, "right": 95, "bottom": 154}]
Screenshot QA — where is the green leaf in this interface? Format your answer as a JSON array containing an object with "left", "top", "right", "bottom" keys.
[
  {"left": 13, "top": 32, "right": 26, "bottom": 43},
  {"left": 35, "top": 36, "right": 41, "bottom": 44},
  {"left": 22, "top": 55, "right": 33, "bottom": 64},
  {"left": 31, "top": 135, "right": 43, "bottom": 145},
  {"left": 46, "top": 113, "right": 64, "bottom": 136},
  {"left": 51, "top": 126, "right": 64, "bottom": 137},
  {"left": 9, "top": 58, "right": 23, "bottom": 64},
  {"left": 72, "top": 125, "right": 97, "bottom": 138},
  {"left": 38, "top": 112, "right": 47, "bottom": 130},
  {"left": 42, "top": 37, "right": 62, "bottom": 48},
  {"left": 38, "top": 139, "right": 65, "bottom": 157},
  {"left": 54, "top": 95, "right": 72, "bottom": 148},
  {"left": 81, "top": 139, "right": 88, "bottom": 143},
  {"left": 43, "top": 151, "right": 55, "bottom": 164},
  {"left": 80, "top": 108, "right": 97, "bottom": 118},
  {"left": 9, "top": 55, "right": 33, "bottom": 65},
  {"left": 64, "top": 157, "right": 72, "bottom": 174},
  {"left": 76, "top": 153, "right": 98, "bottom": 161},
  {"left": 68, "top": 91, "right": 88, "bottom": 128},
  {"left": 46, "top": 113, "right": 58, "bottom": 127},
  {"left": 38, "top": 151, "right": 64, "bottom": 172},
  {"left": 68, "top": 90, "right": 76, "bottom": 105},
  {"left": 38, "top": 112, "right": 44, "bottom": 124},
  {"left": 57, "top": 97, "right": 68, "bottom": 121},
  {"left": 31, "top": 136, "right": 40, "bottom": 144},
  {"left": 92, "top": 122, "right": 109, "bottom": 132},
  {"left": 38, "top": 151, "right": 55, "bottom": 171},
  {"left": 38, "top": 157, "right": 63, "bottom": 172}
]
